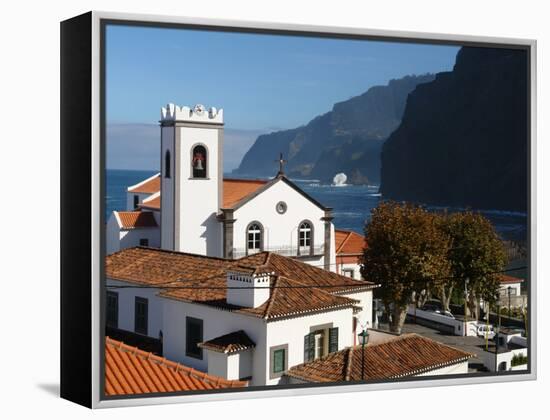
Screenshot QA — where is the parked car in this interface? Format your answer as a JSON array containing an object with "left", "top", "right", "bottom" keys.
[
  {"left": 435, "top": 309, "right": 455, "bottom": 319},
  {"left": 476, "top": 324, "right": 496, "bottom": 339}
]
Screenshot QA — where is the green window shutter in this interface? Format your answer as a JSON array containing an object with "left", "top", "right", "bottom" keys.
[
  {"left": 273, "top": 349, "right": 285, "bottom": 373},
  {"left": 304, "top": 333, "right": 315, "bottom": 362},
  {"left": 329, "top": 327, "right": 339, "bottom": 353}
]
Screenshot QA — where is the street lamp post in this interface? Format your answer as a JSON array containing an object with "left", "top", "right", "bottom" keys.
[
  {"left": 463, "top": 278, "right": 469, "bottom": 336},
  {"left": 357, "top": 329, "right": 370, "bottom": 381}
]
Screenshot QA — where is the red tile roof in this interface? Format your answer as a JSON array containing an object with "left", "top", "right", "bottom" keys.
[
  {"left": 499, "top": 275, "right": 524, "bottom": 284},
  {"left": 199, "top": 330, "right": 256, "bottom": 354},
  {"left": 335, "top": 229, "right": 366, "bottom": 255},
  {"left": 138, "top": 194, "right": 161, "bottom": 211},
  {"left": 160, "top": 274, "right": 359, "bottom": 321},
  {"left": 105, "top": 247, "right": 374, "bottom": 320},
  {"left": 128, "top": 173, "right": 161, "bottom": 194},
  {"left": 116, "top": 211, "right": 158, "bottom": 229},
  {"left": 222, "top": 178, "right": 268, "bottom": 208},
  {"left": 286, "top": 334, "right": 474, "bottom": 383},
  {"left": 105, "top": 337, "right": 247, "bottom": 396},
  {"left": 238, "top": 252, "right": 375, "bottom": 294},
  {"left": 133, "top": 175, "right": 269, "bottom": 211}
]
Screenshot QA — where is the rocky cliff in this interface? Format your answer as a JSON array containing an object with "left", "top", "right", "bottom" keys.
[
  {"left": 234, "top": 74, "right": 434, "bottom": 184},
  {"left": 380, "top": 47, "right": 528, "bottom": 211}
]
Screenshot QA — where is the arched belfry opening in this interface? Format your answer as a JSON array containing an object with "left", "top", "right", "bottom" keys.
[{"left": 192, "top": 144, "right": 207, "bottom": 179}]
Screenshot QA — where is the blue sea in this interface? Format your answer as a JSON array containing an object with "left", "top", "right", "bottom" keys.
[{"left": 106, "top": 169, "right": 527, "bottom": 242}]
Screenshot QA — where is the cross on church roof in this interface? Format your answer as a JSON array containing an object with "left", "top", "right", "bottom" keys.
[{"left": 275, "top": 153, "right": 287, "bottom": 177}]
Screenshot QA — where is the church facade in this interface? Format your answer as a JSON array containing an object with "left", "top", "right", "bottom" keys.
[{"left": 106, "top": 102, "right": 365, "bottom": 277}]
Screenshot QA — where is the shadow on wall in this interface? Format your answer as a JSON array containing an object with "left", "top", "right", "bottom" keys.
[{"left": 201, "top": 212, "right": 222, "bottom": 257}]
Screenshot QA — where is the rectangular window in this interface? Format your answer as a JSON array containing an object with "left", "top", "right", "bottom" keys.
[
  {"left": 106, "top": 291, "right": 118, "bottom": 328},
  {"left": 343, "top": 269, "right": 355, "bottom": 278},
  {"left": 133, "top": 194, "right": 139, "bottom": 209},
  {"left": 270, "top": 344, "right": 288, "bottom": 379},
  {"left": 304, "top": 333, "right": 315, "bottom": 362},
  {"left": 186, "top": 317, "right": 203, "bottom": 359},
  {"left": 329, "top": 327, "right": 339, "bottom": 353},
  {"left": 273, "top": 349, "right": 285, "bottom": 373},
  {"left": 139, "top": 238, "right": 149, "bottom": 246},
  {"left": 134, "top": 297, "right": 148, "bottom": 335}
]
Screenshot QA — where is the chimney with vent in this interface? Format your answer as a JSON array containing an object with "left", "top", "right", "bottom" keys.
[{"left": 226, "top": 271, "right": 271, "bottom": 308}]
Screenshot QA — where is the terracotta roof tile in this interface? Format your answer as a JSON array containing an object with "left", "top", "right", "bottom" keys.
[
  {"left": 133, "top": 176, "right": 269, "bottom": 211},
  {"left": 159, "top": 274, "right": 359, "bottom": 321},
  {"left": 138, "top": 193, "right": 161, "bottom": 210},
  {"left": 237, "top": 252, "right": 375, "bottom": 294},
  {"left": 105, "top": 247, "right": 373, "bottom": 320},
  {"left": 116, "top": 211, "right": 158, "bottom": 229},
  {"left": 222, "top": 178, "right": 268, "bottom": 208},
  {"left": 286, "top": 334, "right": 474, "bottom": 383},
  {"left": 199, "top": 330, "right": 256, "bottom": 354},
  {"left": 128, "top": 173, "right": 161, "bottom": 194},
  {"left": 499, "top": 274, "right": 524, "bottom": 284},
  {"left": 105, "top": 337, "right": 247, "bottom": 396},
  {"left": 334, "top": 229, "right": 367, "bottom": 255}
]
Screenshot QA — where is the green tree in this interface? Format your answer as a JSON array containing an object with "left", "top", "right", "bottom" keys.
[
  {"left": 438, "top": 212, "right": 507, "bottom": 318},
  {"left": 361, "top": 201, "right": 451, "bottom": 334}
]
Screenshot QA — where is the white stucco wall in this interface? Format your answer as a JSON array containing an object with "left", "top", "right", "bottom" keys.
[
  {"left": 119, "top": 227, "right": 160, "bottom": 250},
  {"left": 160, "top": 126, "right": 175, "bottom": 250},
  {"left": 337, "top": 262, "right": 362, "bottom": 280},
  {"left": 414, "top": 361, "right": 469, "bottom": 376},
  {"left": 126, "top": 191, "right": 153, "bottom": 211},
  {"left": 106, "top": 213, "right": 160, "bottom": 255},
  {"left": 106, "top": 279, "right": 164, "bottom": 340},
  {"left": 106, "top": 214, "right": 121, "bottom": 255},
  {"left": 232, "top": 180, "right": 327, "bottom": 260},
  {"left": 161, "top": 298, "right": 267, "bottom": 386},
  {"left": 343, "top": 290, "right": 373, "bottom": 335},
  {"left": 265, "top": 308, "right": 354, "bottom": 386}
]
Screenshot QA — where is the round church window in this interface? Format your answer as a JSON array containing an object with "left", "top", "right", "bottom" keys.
[{"left": 276, "top": 201, "right": 287, "bottom": 214}]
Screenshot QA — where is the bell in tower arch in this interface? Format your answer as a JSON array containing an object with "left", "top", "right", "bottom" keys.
[{"left": 192, "top": 145, "right": 207, "bottom": 178}]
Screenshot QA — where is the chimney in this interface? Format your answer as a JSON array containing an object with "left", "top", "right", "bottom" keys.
[{"left": 226, "top": 271, "right": 272, "bottom": 308}]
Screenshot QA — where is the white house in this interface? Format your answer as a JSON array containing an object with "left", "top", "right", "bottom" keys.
[
  {"left": 106, "top": 102, "right": 369, "bottom": 274},
  {"left": 106, "top": 246, "right": 376, "bottom": 386}
]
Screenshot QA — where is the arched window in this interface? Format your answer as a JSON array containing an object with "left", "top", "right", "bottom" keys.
[
  {"left": 164, "top": 150, "right": 171, "bottom": 179},
  {"left": 247, "top": 222, "right": 263, "bottom": 255},
  {"left": 192, "top": 145, "right": 207, "bottom": 178},
  {"left": 298, "top": 221, "right": 313, "bottom": 255}
]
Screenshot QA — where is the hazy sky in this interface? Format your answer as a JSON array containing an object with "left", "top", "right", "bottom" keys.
[{"left": 106, "top": 24, "right": 459, "bottom": 170}]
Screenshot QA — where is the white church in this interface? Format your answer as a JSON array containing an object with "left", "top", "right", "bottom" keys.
[
  {"left": 106, "top": 102, "right": 365, "bottom": 279},
  {"left": 105, "top": 103, "right": 472, "bottom": 388}
]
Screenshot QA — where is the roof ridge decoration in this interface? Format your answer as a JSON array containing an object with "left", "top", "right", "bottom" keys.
[{"left": 161, "top": 103, "right": 224, "bottom": 124}]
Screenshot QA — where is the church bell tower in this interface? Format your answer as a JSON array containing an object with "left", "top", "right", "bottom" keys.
[{"left": 160, "top": 103, "right": 224, "bottom": 257}]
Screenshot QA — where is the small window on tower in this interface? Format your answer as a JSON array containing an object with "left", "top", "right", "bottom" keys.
[
  {"left": 192, "top": 145, "right": 207, "bottom": 178},
  {"left": 165, "top": 150, "right": 171, "bottom": 179}
]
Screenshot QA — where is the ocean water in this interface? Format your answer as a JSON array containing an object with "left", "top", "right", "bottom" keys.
[{"left": 105, "top": 169, "right": 527, "bottom": 241}]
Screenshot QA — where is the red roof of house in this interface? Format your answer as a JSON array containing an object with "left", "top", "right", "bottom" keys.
[
  {"left": 105, "top": 337, "right": 247, "bottom": 396},
  {"left": 286, "top": 334, "right": 474, "bottom": 383},
  {"left": 499, "top": 275, "right": 525, "bottom": 284},
  {"left": 106, "top": 247, "right": 376, "bottom": 321},
  {"left": 134, "top": 175, "right": 269, "bottom": 211},
  {"left": 199, "top": 330, "right": 256, "bottom": 354},
  {"left": 334, "top": 229, "right": 366, "bottom": 255},
  {"left": 128, "top": 173, "right": 161, "bottom": 194},
  {"left": 116, "top": 211, "right": 158, "bottom": 229}
]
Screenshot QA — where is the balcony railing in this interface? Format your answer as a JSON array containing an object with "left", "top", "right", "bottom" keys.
[{"left": 232, "top": 244, "right": 324, "bottom": 259}]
